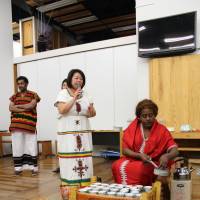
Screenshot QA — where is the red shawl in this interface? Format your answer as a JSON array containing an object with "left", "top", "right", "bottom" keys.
[{"left": 123, "top": 118, "right": 177, "bottom": 161}]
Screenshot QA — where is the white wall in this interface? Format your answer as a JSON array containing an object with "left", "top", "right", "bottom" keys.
[
  {"left": 0, "top": 0, "right": 13, "bottom": 131},
  {"left": 85, "top": 48, "right": 115, "bottom": 130},
  {"left": 13, "top": 41, "right": 22, "bottom": 57},
  {"left": 114, "top": 44, "right": 139, "bottom": 126},
  {"left": 15, "top": 36, "right": 149, "bottom": 145}
]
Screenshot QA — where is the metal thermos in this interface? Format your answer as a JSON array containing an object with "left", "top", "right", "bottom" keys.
[{"left": 171, "top": 158, "right": 193, "bottom": 200}]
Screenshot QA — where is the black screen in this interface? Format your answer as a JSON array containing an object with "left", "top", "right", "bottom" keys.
[{"left": 138, "top": 12, "right": 196, "bottom": 58}]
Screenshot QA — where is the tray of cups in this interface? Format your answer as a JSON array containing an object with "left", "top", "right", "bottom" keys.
[{"left": 78, "top": 182, "right": 152, "bottom": 198}]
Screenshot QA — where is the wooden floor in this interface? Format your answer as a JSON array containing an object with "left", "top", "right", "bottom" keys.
[{"left": 0, "top": 156, "right": 114, "bottom": 200}]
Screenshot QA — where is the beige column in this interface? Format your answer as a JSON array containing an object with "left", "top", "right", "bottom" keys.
[{"left": 0, "top": 0, "right": 13, "bottom": 131}]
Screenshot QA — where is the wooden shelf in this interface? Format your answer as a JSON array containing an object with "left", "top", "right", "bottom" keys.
[
  {"left": 171, "top": 132, "right": 200, "bottom": 157},
  {"left": 171, "top": 132, "right": 200, "bottom": 139},
  {"left": 92, "top": 130, "right": 121, "bottom": 133},
  {"left": 188, "top": 159, "right": 200, "bottom": 164},
  {"left": 178, "top": 147, "right": 200, "bottom": 152}
]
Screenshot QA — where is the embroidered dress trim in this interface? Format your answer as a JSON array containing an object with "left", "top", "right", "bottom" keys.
[
  {"left": 58, "top": 151, "right": 92, "bottom": 158},
  {"left": 139, "top": 124, "right": 148, "bottom": 153},
  {"left": 61, "top": 178, "right": 91, "bottom": 184},
  {"left": 13, "top": 154, "right": 38, "bottom": 167},
  {"left": 120, "top": 160, "right": 129, "bottom": 185}
]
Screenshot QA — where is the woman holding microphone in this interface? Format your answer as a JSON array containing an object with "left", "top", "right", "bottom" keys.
[{"left": 55, "top": 69, "right": 96, "bottom": 187}]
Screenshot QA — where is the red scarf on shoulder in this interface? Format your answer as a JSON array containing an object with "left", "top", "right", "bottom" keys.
[{"left": 123, "top": 118, "right": 177, "bottom": 161}]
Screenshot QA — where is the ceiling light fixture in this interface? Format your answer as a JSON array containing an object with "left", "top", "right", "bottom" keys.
[
  {"left": 62, "top": 16, "right": 98, "bottom": 26},
  {"left": 37, "top": 0, "right": 78, "bottom": 13},
  {"left": 112, "top": 25, "right": 136, "bottom": 32}
]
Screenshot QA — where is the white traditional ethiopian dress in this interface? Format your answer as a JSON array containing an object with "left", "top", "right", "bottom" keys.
[{"left": 55, "top": 89, "right": 93, "bottom": 186}]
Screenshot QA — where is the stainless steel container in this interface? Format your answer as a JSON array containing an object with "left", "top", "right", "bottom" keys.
[{"left": 171, "top": 157, "right": 194, "bottom": 200}]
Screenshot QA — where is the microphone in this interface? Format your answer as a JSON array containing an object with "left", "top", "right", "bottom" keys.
[
  {"left": 76, "top": 83, "right": 82, "bottom": 98},
  {"left": 76, "top": 83, "right": 81, "bottom": 89}
]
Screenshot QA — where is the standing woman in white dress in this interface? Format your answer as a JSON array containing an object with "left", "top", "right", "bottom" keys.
[{"left": 55, "top": 69, "right": 96, "bottom": 186}]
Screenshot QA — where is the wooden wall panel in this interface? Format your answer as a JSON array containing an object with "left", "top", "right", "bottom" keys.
[
  {"left": 22, "top": 20, "right": 33, "bottom": 46},
  {"left": 13, "top": 64, "right": 17, "bottom": 93},
  {"left": 23, "top": 47, "right": 34, "bottom": 55},
  {"left": 20, "top": 17, "right": 35, "bottom": 55},
  {"left": 188, "top": 59, "right": 200, "bottom": 129},
  {"left": 150, "top": 54, "right": 200, "bottom": 131}
]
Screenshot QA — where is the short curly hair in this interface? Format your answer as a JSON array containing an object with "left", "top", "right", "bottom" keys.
[
  {"left": 16, "top": 76, "right": 29, "bottom": 84},
  {"left": 67, "top": 69, "right": 85, "bottom": 89},
  {"left": 135, "top": 99, "right": 158, "bottom": 118}
]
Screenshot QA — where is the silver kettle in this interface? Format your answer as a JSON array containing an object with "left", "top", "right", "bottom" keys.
[{"left": 173, "top": 157, "right": 194, "bottom": 180}]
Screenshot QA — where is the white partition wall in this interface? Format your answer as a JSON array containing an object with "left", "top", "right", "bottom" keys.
[
  {"left": 59, "top": 53, "right": 86, "bottom": 81},
  {"left": 85, "top": 48, "right": 114, "bottom": 130},
  {"left": 114, "top": 44, "right": 138, "bottom": 128},
  {"left": 15, "top": 36, "right": 149, "bottom": 141},
  {"left": 0, "top": 0, "right": 13, "bottom": 131},
  {"left": 36, "top": 58, "right": 60, "bottom": 140},
  {"left": 18, "top": 62, "right": 38, "bottom": 91}
]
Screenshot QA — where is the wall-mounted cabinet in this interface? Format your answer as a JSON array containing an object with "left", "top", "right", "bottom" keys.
[{"left": 19, "top": 17, "right": 36, "bottom": 55}]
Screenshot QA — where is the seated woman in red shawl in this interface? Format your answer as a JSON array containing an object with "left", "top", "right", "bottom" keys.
[{"left": 112, "top": 99, "right": 178, "bottom": 186}]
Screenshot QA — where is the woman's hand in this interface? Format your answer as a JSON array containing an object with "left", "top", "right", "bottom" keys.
[
  {"left": 74, "top": 88, "right": 82, "bottom": 99},
  {"left": 159, "top": 154, "right": 169, "bottom": 168},
  {"left": 87, "top": 104, "right": 96, "bottom": 118},
  {"left": 139, "top": 153, "right": 151, "bottom": 162}
]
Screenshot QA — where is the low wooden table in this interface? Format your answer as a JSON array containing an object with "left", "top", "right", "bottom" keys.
[
  {"left": 0, "top": 131, "right": 11, "bottom": 157},
  {"left": 37, "top": 140, "right": 52, "bottom": 158}
]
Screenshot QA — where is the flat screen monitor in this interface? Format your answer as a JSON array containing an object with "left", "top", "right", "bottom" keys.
[{"left": 138, "top": 11, "right": 196, "bottom": 58}]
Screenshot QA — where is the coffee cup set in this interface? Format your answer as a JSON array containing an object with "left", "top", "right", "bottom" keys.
[
  {"left": 167, "top": 124, "right": 193, "bottom": 132},
  {"left": 78, "top": 182, "right": 152, "bottom": 197},
  {"left": 180, "top": 124, "right": 192, "bottom": 132},
  {"left": 147, "top": 157, "right": 169, "bottom": 177}
]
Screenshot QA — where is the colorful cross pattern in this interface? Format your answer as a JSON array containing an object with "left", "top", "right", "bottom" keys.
[{"left": 73, "top": 159, "right": 88, "bottom": 178}]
